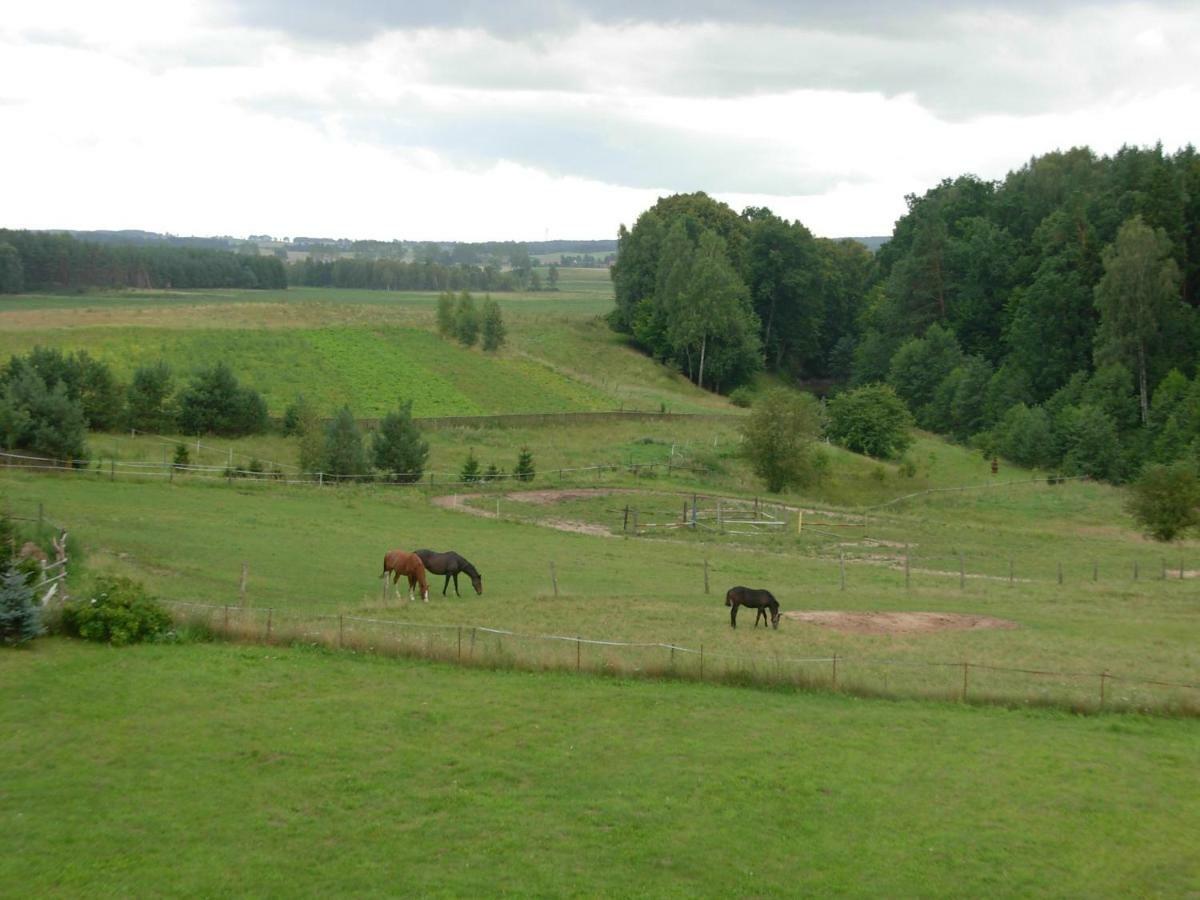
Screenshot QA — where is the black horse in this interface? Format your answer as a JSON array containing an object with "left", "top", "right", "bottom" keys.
[
  {"left": 725, "top": 586, "right": 780, "bottom": 629},
  {"left": 413, "top": 549, "right": 483, "bottom": 596}
]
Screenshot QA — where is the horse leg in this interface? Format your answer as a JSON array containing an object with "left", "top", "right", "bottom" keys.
[
  {"left": 442, "top": 574, "right": 451, "bottom": 596},
  {"left": 453, "top": 572, "right": 460, "bottom": 597},
  {"left": 407, "top": 574, "right": 416, "bottom": 602},
  {"left": 730, "top": 602, "right": 738, "bottom": 629}
]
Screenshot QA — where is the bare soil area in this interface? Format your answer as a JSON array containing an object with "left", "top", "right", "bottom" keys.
[{"left": 781, "top": 610, "right": 1020, "bottom": 635}]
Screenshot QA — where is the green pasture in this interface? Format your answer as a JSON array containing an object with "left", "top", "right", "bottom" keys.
[
  {"left": 2, "top": 461, "right": 1198, "bottom": 709},
  {"left": 0, "top": 283, "right": 733, "bottom": 416},
  {"left": 2, "top": 640, "right": 1197, "bottom": 896}
]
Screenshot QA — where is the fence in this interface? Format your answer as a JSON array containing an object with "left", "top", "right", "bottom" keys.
[
  {"left": 0, "top": 450, "right": 709, "bottom": 488},
  {"left": 164, "top": 601, "right": 1200, "bottom": 716}
]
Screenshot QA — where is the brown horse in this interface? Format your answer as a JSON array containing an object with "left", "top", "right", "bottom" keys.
[{"left": 380, "top": 549, "right": 429, "bottom": 602}]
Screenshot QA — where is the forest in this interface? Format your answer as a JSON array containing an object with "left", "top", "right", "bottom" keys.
[
  {"left": 0, "top": 230, "right": 287, "bottom": 292},
  {"left": 611, "top": 143, "right": 1200, "bottom": 482}
]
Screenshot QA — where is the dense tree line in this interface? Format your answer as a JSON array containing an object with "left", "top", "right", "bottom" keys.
[
  {"left": 0, "top": 230, "right": 286, "bottom": 292},
  {"left": 854, "top": 143, "right": 1200, "bottom": 482},
  {"left": 0, "top": 348, "right": 275, "bottom": 461},
  {"left": 610, "top": 192, "right": 873, "bottom": 391},
  {"left": 286, "top": 257, "right": 550, "bottom": 292}
]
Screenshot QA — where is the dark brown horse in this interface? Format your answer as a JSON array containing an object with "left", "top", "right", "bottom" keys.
[
  {"left": 413, "top": 550, "right": 482, "bottom": 597},
  {"left": 380, "top": 549, "right": 429, "bottom": 602},
  {"left": 725, "top": 586, "right": 780, "bottom": 629}
]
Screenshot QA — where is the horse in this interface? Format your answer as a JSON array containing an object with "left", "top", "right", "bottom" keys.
[
  {"left": 380, "top": 549, "right": 429, "bottom": 602},
  {"left": 413, "top": 549, "right": 483, "bottom": 596},
  {"left": 725, "top": 586, "right": 781, "bottom": 629}
]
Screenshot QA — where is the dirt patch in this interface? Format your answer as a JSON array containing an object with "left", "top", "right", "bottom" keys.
[
  {"left": 430, "top": 489, "right": 621, "bottom": 538},
  {"left": 781, "top": 610, "right": 1020, "bottom": 635}
]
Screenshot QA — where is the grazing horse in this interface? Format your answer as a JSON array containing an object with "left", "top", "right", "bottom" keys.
[
  {"left": 413, "top": 549, "right": 483, "bottom": 596},
  {"left": 725, "top": 586, "right": 781, "bottom": 629},
  {"left": 380, "top": 549, "right": 429, "bottom": 602}
]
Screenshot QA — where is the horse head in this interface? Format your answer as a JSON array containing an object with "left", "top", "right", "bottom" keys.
[
  {"left": 469, "top": 572, "right": 483, "bottom": 595},
  {"left": 770, "top": 606, "right": 781, "bottom": 630}
]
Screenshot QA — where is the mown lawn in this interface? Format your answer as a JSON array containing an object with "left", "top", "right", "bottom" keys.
[{"left": 1, "top": 640, "right": 1196, "bottom": 897}]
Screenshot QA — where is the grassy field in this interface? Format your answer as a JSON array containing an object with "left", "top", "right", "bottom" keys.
[
  {"left": 2, "top": 639, "right": 1197, "bottom": 896},
  {"left": 0, "top": 280, "right": 731, "bottom": 416},
  {"left": 2, "top": 452, "right": 1198, "bottom": 710}
]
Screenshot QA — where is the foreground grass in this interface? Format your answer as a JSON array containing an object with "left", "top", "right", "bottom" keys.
[{"left": 1, "top": 639, "right": 1196, "bottom": 896}]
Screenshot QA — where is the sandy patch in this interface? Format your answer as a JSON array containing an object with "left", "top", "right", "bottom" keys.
[{"left": 781, "top": 610, "right": 1019, "bottom": 635}]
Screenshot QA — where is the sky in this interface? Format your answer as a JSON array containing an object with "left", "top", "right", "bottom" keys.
[{"left": 1, "top": 1, "right": 1197, "bottom": 242}]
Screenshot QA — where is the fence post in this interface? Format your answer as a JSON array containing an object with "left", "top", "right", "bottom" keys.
[
  {"left": 959, "top": 554, "right": 965, "bottom": 590},
  {"left": 457, "top": 626, "right": 462, "bottom": 662},
  {"left": 717, "top": 500, "right": 722, "bottom": 531},
  {"left": 1100, "top": 671, "right": 1108, "bottom": 708},
  {"left": 904, "top": 548, "right": 910, "bottom": 590},
  {"left": 1057, "top": 561, "right": 1063, "bottom": 585},
  {"left": 1134, "top": 561, "right": 1139, "bottom": 581},
  {"left": 1181, "top": 559, "right": 1186, "bottom": 580},
  {"left": 700, "top": 644, "right": 704, "bottom": 680},
  {"left": 223, "top": 604, "right": 229, "bottom": 632},
  {"left": 1009, "top": 559, "right": 1014, "bottom": 587},
  {"left": 839, "top": 553, "right": 845, "bottom": 590},
  {"left": 266, "top": 608, "right": 273, "bottom": 640},
  {"left": 470, "top": 627, "right": 476, "bottom": 658},
  {"left": 670, "top": 644, "right": 676, "bottom": 669},
  {"left": 1161, "top": 558, "right": 1166, "bottom": 580},
  {"left": 576, "top": 636, "right": 581, "bottom": 672},
  {"left": 339, "top": 614, "right": 344, "bottom": 649},
  {"left": 110, "top": 459, "right": 115, "bottom": 481},
  {"left": 239, "top": 562, "right": 248, "bottom": 606},
  {"left": 623, "top": 505, "right": 629, "bottom": 532},
  {"left": 961, "top": 662, "right": 969, "bottom": 702},
  {"left": 704, "top": 558, "right": 710, "bottom": 594},
  {"left": 550, "top": 561, "right": 558, "bottom": 597},
  {"left": 832, "top": 654, "right": 839, "bottom": 690},
  {"left": 1093, "top": 561, "right": 1098, "bottom": 582}
]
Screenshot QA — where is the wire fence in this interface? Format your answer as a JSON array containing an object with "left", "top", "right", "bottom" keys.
[
  {"left": 0, "top": 449, "right": 710, "bottom": 488},
  {"left": 163, "top": 601, "right": 1200, "bottom": 716}
]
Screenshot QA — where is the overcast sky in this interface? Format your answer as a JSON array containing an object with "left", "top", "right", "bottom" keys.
[{"left": 2, "top": 1, "right": 1196, "bottom": 241}]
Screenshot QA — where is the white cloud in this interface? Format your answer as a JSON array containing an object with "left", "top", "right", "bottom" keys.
[{"left": 1, "top": 1, "right": 1197, "bottom": 239}]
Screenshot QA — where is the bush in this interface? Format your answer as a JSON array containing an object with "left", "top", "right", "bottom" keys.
[
  {"left": 741, "top": 389, "right": 825, "bottom": 493},
  {"left": 728, "top": 386, "right": 754, "bottom": 408},
  {"left": 176, "top": 363, "right": 268, "bottom": 436},
  {"left": 61, "top": 576, "right": 171, "bottom": 646},
  {"left": 0, "top": 565, "right": 42, "bottom": 646},
  {"left": 480, "top": 298, "right": 506, "bottom": 351},
  {"left": 825, "top": 384, "right": 915, "bottom": 459},
  {"left": 460, "top": 449, "right": 481, "bottom": 483},
  {"left": 1126, "top": 463, "right": 1200, "bottom": 541}
]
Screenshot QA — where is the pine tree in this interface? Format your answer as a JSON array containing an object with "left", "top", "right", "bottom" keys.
[
  {"left": 373, "top": 399, "right": 429, "bottom": 482},
  {"left": 454, "top": 292, "right": 479, "bottom": 347},
  {"left": 460, "top": 449, "right": 481, "bottom": 483},
  {"left": 481, "top": 298, "right": 506, "bottom": 351},
  {"left": 322, "top": 406, "right": 368, "bottom": 480},
  {"left": 0, "top": 565, "right": 41, "bottom": 646},
  {"left": 436, "top": 291, "right": 456, "bottom": 338},
  {"left": 514, "top": 446, "right": 535, "bottom": 481}
]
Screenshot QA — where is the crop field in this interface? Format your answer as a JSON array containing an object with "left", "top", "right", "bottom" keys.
[{"left": 3, "top": 640, "right": 1198, "bottom": 896}]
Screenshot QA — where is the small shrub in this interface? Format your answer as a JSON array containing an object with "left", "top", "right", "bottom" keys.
[
  {"left": 513, "top": 447, "right": 535, "bottom": 482},
  {"left": 460, "top": 449, "right": 481, "bottom": 483},
  {"left": 729, "top": 386, "right": 754, "bottom": 408},
  {"left": 0, "top": 565, "right": 42, "bottom": 646},
  {"left": 173, "top": 443, "right": 190, "bottom": 468},
  {"left": 870, "top": 465, "right": 888, "bottom": 483},
  {"left": 61, "top": 576, "right": 172, "bottom": 646},
  {"left": 898, "top": 457, "right": 918, "bottom": 478}
]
